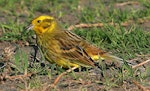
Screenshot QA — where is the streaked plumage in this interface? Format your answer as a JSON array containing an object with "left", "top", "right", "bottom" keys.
[{"left": 28, "top": 15, "right": 123, "bottom": 68}]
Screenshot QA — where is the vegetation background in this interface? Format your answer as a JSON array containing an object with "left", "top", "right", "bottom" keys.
[{"left": 0, "top": 0, "right": 150, "bottom": 91}]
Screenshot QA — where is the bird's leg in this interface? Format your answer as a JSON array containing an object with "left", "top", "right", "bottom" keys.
[{"left": 30, "top": 44, "right": 38, "bottom": 61}]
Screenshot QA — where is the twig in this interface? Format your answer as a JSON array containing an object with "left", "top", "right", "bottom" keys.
[
  {"left": 47, "top": 66, "right": 78, "bottom": 89},
  {"left": 67, "top": 23, "right": 104, "bottom": 31},
  {"left": 132, "top": 59, "right": 150, "bottom": 69},
  {"left": 54, "top": 66, "right": 77, "bottom": 85},
  {"left": 67, "top": 16, "right": 150, "bottom": 31},
  {"left": 1, "top": 73, "right": 33, "bottom": 81},
  {"left": 132, "top": 80, "right": 149, "bottom": 91},
  {"left": 136, "top": 54, "right": 150, "bottom": 57},
  {"left": 127, "top": 58, "right": 140, "bottom": 62},
  {"left": 67, "top": 22, "right": 127, "bottom": 31},
  {"left": 115, "top": 1, "right": 139, "bottom": 6}
]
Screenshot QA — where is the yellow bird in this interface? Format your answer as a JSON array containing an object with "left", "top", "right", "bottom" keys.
[{"left": 28, "top": 15, "right": 123, "bottom": 69}]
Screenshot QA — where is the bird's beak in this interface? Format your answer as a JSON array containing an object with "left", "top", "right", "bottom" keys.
[{"left": 27, "top": 24, "right": 34, "bottom": 30}]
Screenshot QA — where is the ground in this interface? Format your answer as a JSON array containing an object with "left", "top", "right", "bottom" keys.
[{"left": 0, "top": 0, "right": 150, "bottom": 91}]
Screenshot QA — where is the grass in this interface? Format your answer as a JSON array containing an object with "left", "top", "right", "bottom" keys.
[{"left": 0, "top": 0, "right": 150, "bottom": 90}]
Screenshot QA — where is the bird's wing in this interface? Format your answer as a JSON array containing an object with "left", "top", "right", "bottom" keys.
[
  {"left": 56, "top": 30, "right": 96, "bottom": 67},
  {"left": 60, "top": 45, "right": 95, "bottom": 67}
]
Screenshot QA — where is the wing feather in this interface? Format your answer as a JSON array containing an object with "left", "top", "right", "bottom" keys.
[{"left": 56, "top": 30, "right": 95, "bottom": 67}]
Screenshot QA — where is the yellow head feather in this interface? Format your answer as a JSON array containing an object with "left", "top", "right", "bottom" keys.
[{"left": 31, "top": 15, "right": 57, "bottom": 35}]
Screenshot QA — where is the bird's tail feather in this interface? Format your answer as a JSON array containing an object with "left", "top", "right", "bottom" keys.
[{"left": 100, "top": 53, "right": 124, "bottom": 66}]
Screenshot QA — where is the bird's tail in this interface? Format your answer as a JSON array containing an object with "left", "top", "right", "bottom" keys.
[{"left": 100, "top": 53, "right": 124, "bottom": 66}]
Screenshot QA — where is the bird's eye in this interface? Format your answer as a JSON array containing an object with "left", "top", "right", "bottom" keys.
[{"left": 37, "top": 20, "right": 41, "bottom": 23}]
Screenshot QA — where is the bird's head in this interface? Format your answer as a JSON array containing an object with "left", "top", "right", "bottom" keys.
[{"left": 28, "top": 15, "right": 57, "bottom": 35}]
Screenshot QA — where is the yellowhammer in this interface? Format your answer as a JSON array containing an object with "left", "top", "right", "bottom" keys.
[
  {"left": 28, "top": 15, "right": 123, "bottom": 85},
  {"left": 28, "top": 15, "right": 123, "bottom": 67}
]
